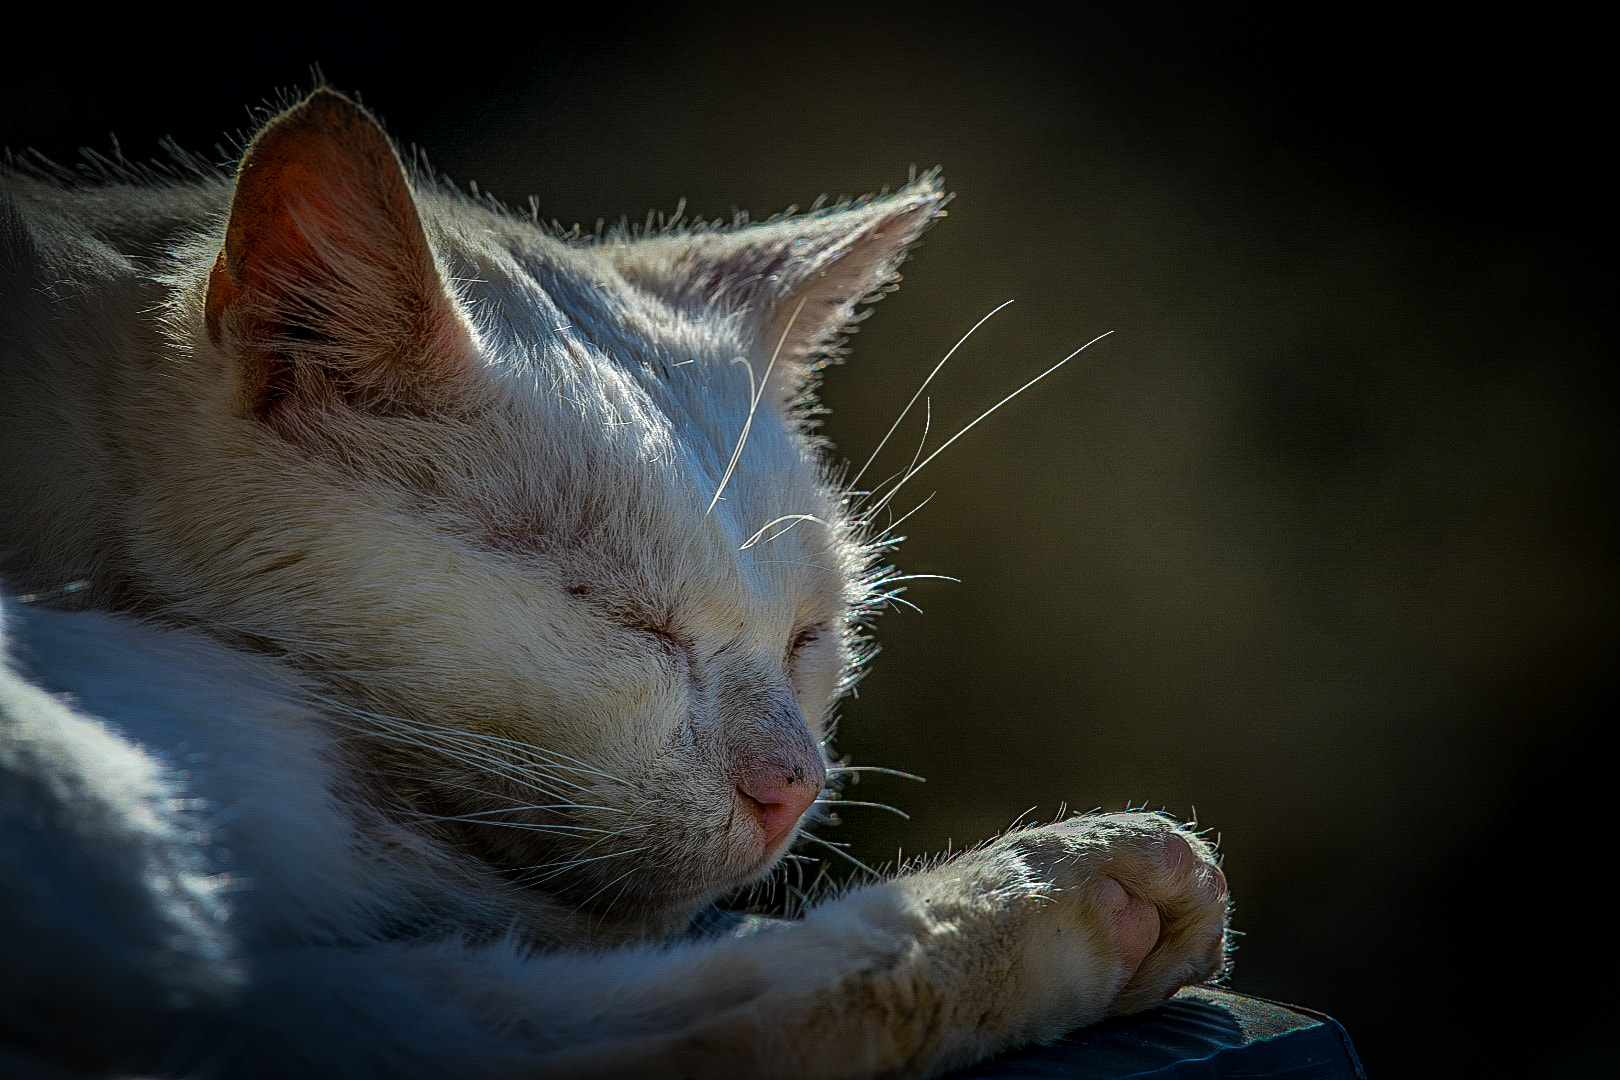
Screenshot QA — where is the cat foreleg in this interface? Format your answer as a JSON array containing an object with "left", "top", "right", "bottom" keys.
[{"left": 520, "top": 811, "right": 1229, "bottom": 1079}]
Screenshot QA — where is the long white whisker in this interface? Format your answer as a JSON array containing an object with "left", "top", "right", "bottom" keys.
[
  {"left": 861, "top": 398, "right": 936, "bottom": 509},
  {"left": 827, "top": 765, "right": 928, "bottom": 783},
  {"left": 850, "top": 299, "right": 1015, "bottom": 490},
  {"left": 376, "top": 770, "right": 631, "bottom": 818},
  {"left": 856, "top": 396, "right": 934, "bottom": 512},
  {"left": 506, "top": 800, "right": 658, "bottom": 887},
  {"left": 709, "top": 296, "right": 808, "bottom": 513},
  {"left": 577, "top": 863, "right": 649, "bottom": 923},
  {"left": 399, "top": 810, "right": 645, "bottom": 834},
  {"left": 905, "top": 397, "right": 935, "bottom": 481},
  {"left": 864, "top": 491, "right": 937, "bottom": 547},
  {"left": 739, "top": 513, "right": 832, "bottom": 550},
  {"left": 327, "top": 717, "right": 540, "bottom": 782},
  {"left": 316, "top": 699, "right": 626, "bottom": 793},
  {"left": 800, "top": 834, "right": 883, "bottom": 881},
  {"left": 350, "top": 723, "right": 595, "bottom": 800},
  {"left": 393, "top": 729, "right": 597, "bottom": 793},
  {"left": 377, "top": 716, "right": 623, "bottom": 785},
  {"left": 879, "top": 573, "right": 962, "bottom": 587},
  {"left": 556, "top": 796, "right": 659, "bottom": 865},
  {"left": 814, "top": 798, "right": 911, "bottom": 820},
  {"left": 511, "top": 847, "right": 646, "bottom": 882},
  {"left": 869, "top": 330, "right": 1113, "bottom": 518},
  {"left": 880, "top": 592, "right": 926, "bottom": 615}
]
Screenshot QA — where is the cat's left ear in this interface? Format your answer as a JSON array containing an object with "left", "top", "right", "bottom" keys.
[
  {"left": 204, "top": 89, "right": 481, "bottom": 422},
  {"left": 610, "top": 175, "right": 947, "bottom": 397}
]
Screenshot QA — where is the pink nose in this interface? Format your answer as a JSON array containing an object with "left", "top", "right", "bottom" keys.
[{"left": 737, "top": 758, "right": 826, "bottom": 852}]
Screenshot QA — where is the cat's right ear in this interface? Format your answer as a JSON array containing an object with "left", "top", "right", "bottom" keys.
[
  {"left": 609, "top": 176, "right": 948, "bottom": 404},
  {"left": 204, "top": 89, "right": 481, "bottom": 423}
]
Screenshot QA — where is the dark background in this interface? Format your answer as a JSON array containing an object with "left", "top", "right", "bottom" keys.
[{"left": 5, "top": 7, "right": 1612, "bottom": 1076}]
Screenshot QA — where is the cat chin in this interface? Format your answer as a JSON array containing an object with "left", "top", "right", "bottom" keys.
[
  {"left": 523, "top": 864, "right": 759, "bottom": 934},
  {"left": 438, "top": 801, "right": 788, "bottom": 919}
]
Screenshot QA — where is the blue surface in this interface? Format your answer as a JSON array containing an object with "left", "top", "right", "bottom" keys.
[{"left": 949, "top": 987, "right": 1366, "bottom": 1079}]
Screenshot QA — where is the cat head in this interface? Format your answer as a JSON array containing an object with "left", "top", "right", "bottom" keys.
[{"left": 140, "top": 90, "right": 943, "bottom": 935}]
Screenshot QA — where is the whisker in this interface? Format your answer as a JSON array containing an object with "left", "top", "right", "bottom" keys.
[
  {"left": 311, "top": 700, "right": 630, "bottom": 805},
  {"left": 551, "top": 796, "right": 659, "bottom": 866},
  {"left": 309, "top": 691, "right": 623, "bottom": 783},
  {"left": 879, "top": 573, "right": 961, "bottom": 587},
  {"left": 854, "top": 397, "right": 936, "bottom": 512},
  {"left": 862, "top": 491, "right": 937, "bottom": 548},
  {"left": 874, "top": 590, "right": 925, "bottom": 615},
  {"left": 739, "top": 513, "right": 833, "bottom": 550},
  {"left": 576, "top": 863, "right": 649, "bottom": 926},
  {"left": 371, "top": 769, "right": 626, "bottom": 818},
  {"left": 827, "top": 765, "right": 927, "bottom": 783},
  {"left": 401, "top": 803, "right": 628, "bottom": 821},
  {"left": 389, "top": 721, "right": 617, "bottom": 786},
  {"left": 799, "top": 834, "right": 884, "bottom": 881},
  {"left": 1005, "top": 805, "right": 1041, "bottom": 832},
  {"left": 349, "top": 725, "right": 592, "bottom": 801},
  {"left": 813, "top": 798, "right": 910, "bottom": 820},
  {"left": 709, "top": 296, "right": 808, "bottom": 513},
  {"left": 391, "top": 734, "right": 594, "bottom": 794},
  {"left": 399, "top": 812, "right": 646, "bottom": 835},
  {"left": 867, "top": 330, "right": 1114, "bottom": 518},
  {"left": 850, "top": 299, "right": 1015, "bottom": 490},
  {"left": 904, "top": 397, "right": 935, "bottom": 483},
  {"left": 510, "top": 847, "right": 645, "bottom": 884}
]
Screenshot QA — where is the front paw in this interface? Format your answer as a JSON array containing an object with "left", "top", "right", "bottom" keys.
[{"left": 1000, "top": 811, "right": 1231, "bottom": 1016}]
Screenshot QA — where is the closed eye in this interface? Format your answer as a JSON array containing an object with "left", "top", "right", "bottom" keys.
[
  {"left": 563, "top": 585, "right": 685, "bottom": 656},
  {"left": 788, "top": 623, "right": 828, "bottom": 663},
  {"left": 630, "top": 621, "right": 688, "bottom": 658}
]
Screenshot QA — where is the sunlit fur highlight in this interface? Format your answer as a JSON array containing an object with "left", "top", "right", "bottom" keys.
[{"left": 1, "top": 89, "right": 1229, "bottom": 1078}]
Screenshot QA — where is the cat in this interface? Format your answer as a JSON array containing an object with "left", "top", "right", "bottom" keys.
[{"left": 0, "top": 89, "right": 1230, "bottom": 1078}]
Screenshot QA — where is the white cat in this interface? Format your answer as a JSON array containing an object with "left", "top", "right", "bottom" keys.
[{"left": 0, "top": 89, "right": 1229, "bottom": 1078}]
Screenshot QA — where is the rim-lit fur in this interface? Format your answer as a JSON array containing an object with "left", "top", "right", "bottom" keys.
[{"left": 0, "top": 91, "right": 1229, "bottom": 1078}]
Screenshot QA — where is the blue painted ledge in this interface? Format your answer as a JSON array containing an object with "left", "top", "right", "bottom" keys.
[{"left": 948, "top": 987, "right": 1366, "bottom": 1079}]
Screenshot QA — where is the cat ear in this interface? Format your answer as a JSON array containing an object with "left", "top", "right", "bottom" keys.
[
  {"left": 204, "top": 89, "right": 479, "bottom": 420},
  {"left": 611, "top": 176, "right": 947, "bottom": 397}
]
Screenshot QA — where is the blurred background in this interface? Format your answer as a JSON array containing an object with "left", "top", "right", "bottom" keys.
[{"left": 4, "top": 7, "right": 1611, "bottom": 1076}]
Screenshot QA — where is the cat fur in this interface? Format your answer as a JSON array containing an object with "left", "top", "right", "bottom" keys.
[{"left": 0, "top": 89, "right": 1229, "bottom": 1078}]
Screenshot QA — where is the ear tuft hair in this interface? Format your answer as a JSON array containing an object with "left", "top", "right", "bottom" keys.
[
  {"left": 610, "top": 173, "right": 948, "bottom": 399},
  {"left": 205, "top": 89, "right": 479, "bottom": 421}
]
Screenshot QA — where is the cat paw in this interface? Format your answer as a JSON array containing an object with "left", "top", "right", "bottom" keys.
[{"left": 1001, "top": 811, "right": 1230, "bottom": 1016}]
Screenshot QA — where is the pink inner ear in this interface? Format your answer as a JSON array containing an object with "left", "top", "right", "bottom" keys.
[
  {"left": 203, "top": 90, "right": 478, "bottom": 418},
  {"left": 204, "top": 249, "right": 241, "bottom": 345}
]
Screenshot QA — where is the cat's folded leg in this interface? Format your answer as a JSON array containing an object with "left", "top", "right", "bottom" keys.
[{"left": 516, "top": 811, "right": 1229, "bottom": 1079}]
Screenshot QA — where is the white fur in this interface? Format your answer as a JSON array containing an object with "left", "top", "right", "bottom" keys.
[{"left": 0, "top": 90, "right": 1229, "bottom": 1077}]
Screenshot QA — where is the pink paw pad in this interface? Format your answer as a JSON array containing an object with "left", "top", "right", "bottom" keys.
[{"left": 1096, "top": 877, "right": 1159, "bottom": 985}]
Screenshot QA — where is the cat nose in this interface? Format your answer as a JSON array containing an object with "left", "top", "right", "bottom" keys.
[{"left": 737, "top": 757, "right": 826, "bottom": 852}]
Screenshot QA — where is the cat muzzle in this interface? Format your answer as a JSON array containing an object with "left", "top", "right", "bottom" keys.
[{"left": 736, "top": 756, "right": 826, "bottom": 853}]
